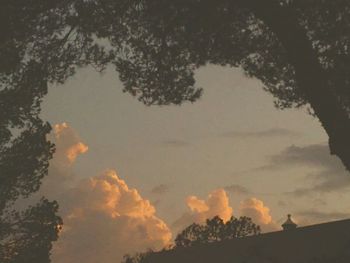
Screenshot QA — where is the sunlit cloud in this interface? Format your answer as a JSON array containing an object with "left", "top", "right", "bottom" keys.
[
  {"left": 173, "top": 190, "right": 279, "bottom": 234},
  {"left": 40, "top": 123, "right": 172, "bottom": 263},
  {"left": 54, "top": 122, "right": 69, "bottom": 138},
  {"left": 66, "top": 142, "right": 88, "bottom": 163},
  {"left": 239, "top": 197, "right": 279, "bottom": 232},
  {"left": 239, "top": 198, "right": 272, "bottom": 225},
  {"left": 186, "top": 189, "right": 233, "bottom": 223},
  {"left": 53, "top": 170, "right": 172, "bottom": 263},
  {"left": 172, "top": 189, "right": 233, "bottom": 234},
  {"left": 51, "top": 122, "right": 88, "bottom": 166}
]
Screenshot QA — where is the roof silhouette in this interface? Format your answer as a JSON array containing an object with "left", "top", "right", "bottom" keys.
[
  {"left": 145, "top": 219, "right": 350, "bottom": 263},
  {"left": 282, "top": 214, "right": 298, "bottom": 230}
]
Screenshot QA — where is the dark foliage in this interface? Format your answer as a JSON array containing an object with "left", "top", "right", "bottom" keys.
[
  {"left": 175, "top": 216, "right": 260, "bottom": 248},
  {"left": 2, "top": 1, "right": 350, "bottom": 261},
  {"left": 2, "top": 0, "right": 350, "bottom": 170},
  {"left": 121, "top": 216, "right": 260, "bottom": 263},
  {"left": 0, "top": 199, "right": 62, "bottom": 263}
]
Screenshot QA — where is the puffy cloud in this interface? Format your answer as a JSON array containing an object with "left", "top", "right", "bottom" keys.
[
  {"left": 52, "top": 122, "right": 88, "bottom": 165},
  {"left": 239, "top": 197, "right": 279, "bottom": 232},
  {"left": 173, "top": 191, "right": 279, "bottom": 235},
  {"left": 66, "top": 142, "right": 88, "bottom": 163},
  {"left": 186, "top": 189, "right": 233, "bottom": 223},
  {"left": 40, "top": 123, "right": 172, "bottom": 263},
  {"left": 186, "top": 196, "right": 209, "bottom": 214},
  {"left": 172, "top": 189, "right": 233, "bottom": 234},
  {"left": 239, "top": 198, "right": 272, "bottom": 225},
  {"left": 53, "top": 170, "right": 172, "bottom": 263}
]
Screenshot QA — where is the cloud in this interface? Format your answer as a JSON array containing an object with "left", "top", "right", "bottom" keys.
[
  {"left": 151, "top": 184, "right": 170, "bottom": 195},
  {"left": 173, "top": 191, "right": 279, "bottom": 235},
  {"left": 257, "top": 144, "right": 350, "bottom": 195},
  {"left": 269, "top": 144, "right": 335, "bottom": 168},
  {"left": 186, "top": 189, "right": 233, "bottom": 223},
  {"left": 221, "top": 128, "right": 299, "bottom": 139},
  {"left": 224, "top": 184, "right": 250, "bottom": 195},
  {"left": 239, "top": 198, "right": 279, "bottom": 232},
  {"left": 65, "top": 142, "right": 88, "bottom": 163},
  {"left": 53, "top": 170, "right": 172, "bottom": 263},
  {"left": 52, "top": 122, "right": 88, "bottom": 166},
  {"left": 40, "top": 123, "right": 172, "bottom": 263},
  {"left": 172, "top": 189, "right": 233, "bottom": 234}
]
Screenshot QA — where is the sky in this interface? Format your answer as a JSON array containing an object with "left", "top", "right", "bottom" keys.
[{"left": 40, "top": 64, "right": 350, "bottom": 263}]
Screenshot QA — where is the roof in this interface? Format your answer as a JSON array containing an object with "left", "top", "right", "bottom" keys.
[
  {"left": 146, "top": 219, "right": 350, "bottom": 263},
  {"left": 282, "top": 214, "right": 297, "bottom": 229}
]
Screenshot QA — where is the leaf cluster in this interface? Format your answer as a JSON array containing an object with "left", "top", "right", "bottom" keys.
[{"left": 175, "top": 216, "right": 261, "bottom": 248}]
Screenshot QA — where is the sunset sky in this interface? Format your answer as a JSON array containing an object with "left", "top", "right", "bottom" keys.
[{"left": 40, "top": 64, "right": 350, "bottom": 263}]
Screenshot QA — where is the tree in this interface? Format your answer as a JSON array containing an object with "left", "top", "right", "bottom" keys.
[
  {"left": 121, "top": 251, "right": 154, "bottom": 263},
  {"left": 175, "top": 216, "right": 261, "bottom": 248},
  {"left": 2, "top": 1, "right": 350, "bottom": 260},
  {"left": 2, "top": 1, "right": 350, "bottom": 171},
  {"left": 0, "top": 199, "right": 62, "bottom": 263}
]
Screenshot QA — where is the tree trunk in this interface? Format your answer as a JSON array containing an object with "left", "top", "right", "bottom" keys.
[{"left": 237, "top": 0, "right": 350, "bottom": 171}]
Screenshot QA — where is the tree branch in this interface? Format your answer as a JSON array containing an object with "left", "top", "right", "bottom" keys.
[{"left": 236, "top": 0, "right": 350, "bottom": 171}]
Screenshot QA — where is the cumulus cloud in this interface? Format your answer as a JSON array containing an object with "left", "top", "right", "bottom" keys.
[
  {"left": 40, "top": 123, "right": 172, "bottom": 263},
  {"left": 239, "top": 198, "right": 279, "bottom": 232},
  {"left": 172, "top": 190, "right": 278, "bottom": 234},
  {"left": 52, "top": 122, "right": 88, "bottom": 166},
  {"left": 186, "top": 189, "right": 233, "bottom": 223},
  {"left": 53, "top": 170, "right": 172, "bottom": 263},
  {"left": 65, "top": 142, "right": 88, "bottom": 163},
  {"left": 172, "top": 189, "right": 233, "bottom": 234}
]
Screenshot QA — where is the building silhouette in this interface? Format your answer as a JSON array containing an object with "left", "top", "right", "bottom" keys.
[
  {"left": 281, "top": 214, "right": 297, "bottom": 231},
  {"left": 145, "top": 217, "right": 350, "bottom": 263}
]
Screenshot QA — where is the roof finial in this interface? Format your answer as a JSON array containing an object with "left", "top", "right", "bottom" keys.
[{"left": 282, "top": 214, "right": 297, "bottom": 231}]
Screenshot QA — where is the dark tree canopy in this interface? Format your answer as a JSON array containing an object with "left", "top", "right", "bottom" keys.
[
  {"left": 0, "top": 199, "right": 62, "bottom": 263},
  {"left": 2, "top": 0, "right": 350, "bottom": 261},
  {"left": 2, "top": 0, "right": 350, "bottom": 170},
  {"left": 175, "top": 216, "right": 261, "bottom": 248}
]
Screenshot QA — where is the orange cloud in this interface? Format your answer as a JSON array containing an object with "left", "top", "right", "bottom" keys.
[
  {"left": 173, "top": 189, "right": 233, "bottom": 234},
  {"left": 52, "top": 170, "right": 172, "bottom": 263},
  {"left": 239, "top": 197, "right": 279, "bottom": 232},
  {"left": 187, "top": 196, "right": 209, "bottom": 213},
  {"left": 51, "top": 122, "right": 88, "bottom": 166},
  {"left": 174, "top": 193, "right": 279, "bottom": 234},
  {"left": 39, "top": 124, "right": 172, "bottom": 263},
  {"left": 66, "top": 142, "right": 88, "bottom": 163},
  {"left": 187, "top": 189, "right": 233, "bottom": 223}
]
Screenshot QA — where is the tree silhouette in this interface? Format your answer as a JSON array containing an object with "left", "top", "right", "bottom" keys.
[
  {"left": 175, "top": 216, "right": 261, "bottom": 248},
  {"left": 2, "top": 1, "right": 350, "bottom": 170},
  {"left": 2, "top": 0, "right": 350, "bottom": 261},
  {"left": 0, "top": 199, "right": 62, "bottom": 263}
]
